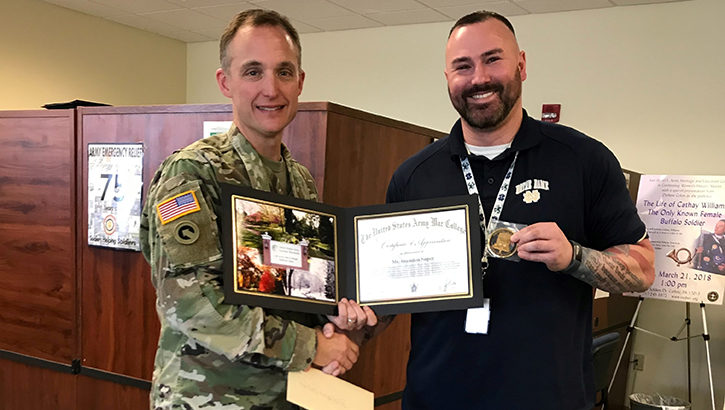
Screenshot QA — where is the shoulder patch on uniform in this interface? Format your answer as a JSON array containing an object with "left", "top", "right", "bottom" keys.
[{"left": 156, "top": 190, "right": 201, "bottom": 225}]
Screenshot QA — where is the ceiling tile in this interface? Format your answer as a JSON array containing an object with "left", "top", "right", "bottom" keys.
[
  {"left": 91, "top": 0, "right": 183, "bottom": 14},
  {"left": 326, "top": 0, "right": 427, "bottom": 14},
  {"left": 141, "top": 9, "right": 229, "bottom": 30},
  {"left": 165, "top": 0, "right": 251, "bottom": 7},
  {"left": 193, "top": 3, "right": 259, "bottom": 21},
  {"left": 105, "top": 13, "right": 187, "bottom": 33},
  {"left": 367, "top": 8, "right": 451, "bottom": 26},
  {"left": 248, "top": 0, "right": 354, "bottom": 21},
  {"left": 610, "top": 0, "right": 684, "bottom": 5},
  {"left": 514, "top": 0, "right": 614, "bottom": 13},
  {"left": 304, "top": 14, "right": 383, "bottom": 31},
  {"left": 156, "top": 30, "right": 216, "bottom": 42},
  {"left": 43, "top": 0, "right": 695, "bottom": 43},
  {"left": 290, "top": 20, "right": 324, "bottom": 33},
  {"left": 43, "top": 0, "right": 126, "bottom": 17},
  {"left": 416, "top": 0, "right": 503, "bottom": 7},
  {"left": 436, "top": 2, "right": 530, "bottom": 19},
  {"left": 192, "top": 27, "right": 227, "bottom": 39}
]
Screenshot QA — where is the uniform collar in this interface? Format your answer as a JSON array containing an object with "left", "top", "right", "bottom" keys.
[
  {"left": 228, "top": 123, "right": 294, "bottom": 163},
  {"left": 448, "top": 109, "right": 541, "bottom": 160},
  {"left": 228, "top": 124, "right": 317, "bottom": 200}
]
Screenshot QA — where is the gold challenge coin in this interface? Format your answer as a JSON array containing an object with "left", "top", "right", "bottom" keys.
[{"left": 487, "top": 227, "right": 517, "bottom": 258}]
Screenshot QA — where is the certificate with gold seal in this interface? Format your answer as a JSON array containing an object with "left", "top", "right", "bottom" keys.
[
  {"left": 355, "top": 207, "right": 474, "bottom": 307},
  {"left": 221, "top": 184, "right": 483, "bottom": 316}
]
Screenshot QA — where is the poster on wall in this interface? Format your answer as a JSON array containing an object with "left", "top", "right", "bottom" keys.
[
  {"left": 627, "top": 175, "right": 725, "bottom": 305},
  {"left": 203, "top": 121, "right": 233, "bottom": 139},
  {"left": 87, "top": 143, "right": 144, "bottom": 251}
]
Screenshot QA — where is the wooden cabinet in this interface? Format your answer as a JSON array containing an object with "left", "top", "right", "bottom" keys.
[
  {"left": 77, "top": 104, "right": 233, "bottom": 379},
  {"left": 0, "top": 356, "right": 150, "bottom": 410},
  {"left": 0, "top": 110, "right": 77, "bottom": 364},
  {"left": 0, "top": 102, "right": 442, "bottom": 409},
  {"left": 0, "top": 357, "right": 76, "bottom": 410}
]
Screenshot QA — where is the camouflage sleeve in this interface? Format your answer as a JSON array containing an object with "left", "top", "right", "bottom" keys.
[
  {"left": 141, "top": 153, "right": 317, "bottom": 372},
  {"left": 287, "top": 159, "right": 319, "bottom": 202}
]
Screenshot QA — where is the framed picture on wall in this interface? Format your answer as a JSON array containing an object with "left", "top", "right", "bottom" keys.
[{"left": 87, "top": 143, "right": 144, "bottom": 251}]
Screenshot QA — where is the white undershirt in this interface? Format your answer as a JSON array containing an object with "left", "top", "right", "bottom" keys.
[{"left": 464, "top": 142, "right": 511, "bottom": 160}]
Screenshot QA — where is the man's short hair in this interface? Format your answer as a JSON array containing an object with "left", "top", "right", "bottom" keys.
[
  {"left": 448, "top": 11, "right": 516, "bottom": 38},
  {"left": 219, "top": 9, "right": 302, "bottom": 72}
]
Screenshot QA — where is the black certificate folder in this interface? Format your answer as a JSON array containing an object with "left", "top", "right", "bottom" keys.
[{"left": 221, "top": 183, "right": 482, "bottom": 316}]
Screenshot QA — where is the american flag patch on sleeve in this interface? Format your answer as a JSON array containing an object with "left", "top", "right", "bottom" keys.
[{"left": 156, "top": 190, "right": 201, "bottom": 225}]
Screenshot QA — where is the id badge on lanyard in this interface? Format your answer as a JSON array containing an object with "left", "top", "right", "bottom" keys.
[{"left": 460, "top": 152, "right": 517, "bottom": 334}]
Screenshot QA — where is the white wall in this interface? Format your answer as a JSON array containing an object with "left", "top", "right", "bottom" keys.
[
  {"left": 187, "top": 1, "right": 725, "bottom": 408},
  {"left": 0, "top": 0, "right": 186, "bottom": 110}
]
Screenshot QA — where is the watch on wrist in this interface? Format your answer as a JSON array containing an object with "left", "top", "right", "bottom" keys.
[{"left": 559, "top": 240, "right": 583, "bottom": 274}]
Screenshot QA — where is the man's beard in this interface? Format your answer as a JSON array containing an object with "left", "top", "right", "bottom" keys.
[{"left": 449, "top": 69, "right": 522, "bottom": 130}]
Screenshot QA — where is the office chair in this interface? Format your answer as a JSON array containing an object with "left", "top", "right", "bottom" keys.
[{"left": 592, "top": 332, "right": 621, "bottom": 409}]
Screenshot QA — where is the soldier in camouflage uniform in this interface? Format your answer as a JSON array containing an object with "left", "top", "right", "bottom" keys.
[{"left": 140, "top": 10, "right": 370, "bottom": 410}]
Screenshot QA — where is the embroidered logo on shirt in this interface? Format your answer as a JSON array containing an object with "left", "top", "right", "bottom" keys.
[
  {"left": 156, "top": 190, "right": 201, "bottom": 225},
  {"left": 523, "top": 190, "right": 541, "bottom": 204},
  {"left": 515, "top": 179, "right": 549, "bottom": 204}
]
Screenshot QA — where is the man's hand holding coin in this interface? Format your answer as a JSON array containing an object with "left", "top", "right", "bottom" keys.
[{"left": 510, "top": 222, "right": 573, "bottom": 271}]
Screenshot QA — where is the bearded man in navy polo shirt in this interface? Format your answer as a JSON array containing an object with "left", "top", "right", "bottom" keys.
[{"left": 383, "top": 11, "right": 655, "bottom": 410}]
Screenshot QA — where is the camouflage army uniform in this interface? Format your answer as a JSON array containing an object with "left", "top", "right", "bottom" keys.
[{"left": 140, "top": 124, "right": 326, "bottom": 410}]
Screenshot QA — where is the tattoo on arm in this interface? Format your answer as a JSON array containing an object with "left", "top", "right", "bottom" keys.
[{"left": 575, "top": 246, "right": 647, "bottom": 293}]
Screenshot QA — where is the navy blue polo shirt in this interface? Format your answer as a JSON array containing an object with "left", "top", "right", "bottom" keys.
[{"left": 386, "top": 110, "right": 645, "bottom": 410}]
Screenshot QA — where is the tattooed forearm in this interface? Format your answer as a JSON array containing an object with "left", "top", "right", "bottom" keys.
[
  {"left": 580, "top": 248, "right": 644, "bottom": 291},
  {"left": 570, "top": 243, "right": 654, "bottom": 293}
]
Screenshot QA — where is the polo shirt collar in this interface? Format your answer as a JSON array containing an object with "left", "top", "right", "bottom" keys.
[{"left": 448, "top": 109, "right": 541, "bottom": 160}]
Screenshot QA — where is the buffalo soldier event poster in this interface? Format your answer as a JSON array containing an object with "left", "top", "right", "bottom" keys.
[
  {"left": 87, "top": 143, "right": 144, "bottom": 251},
  {"left": 628, "top": 175, "right": 725, "bottom": 305}
]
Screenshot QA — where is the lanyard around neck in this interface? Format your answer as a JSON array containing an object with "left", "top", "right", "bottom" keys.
[{"left": 460, "top": 151, "right": 518, "bottom": 271}]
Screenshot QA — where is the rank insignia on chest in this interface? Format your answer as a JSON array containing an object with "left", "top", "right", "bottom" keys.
[{"left": 156, "top": 190, "right": 201, "bottom": 224}]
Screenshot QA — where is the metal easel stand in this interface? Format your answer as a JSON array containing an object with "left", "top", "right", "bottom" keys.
[{"left": 606, "top": 297, "right": 717, "bottom": 410}]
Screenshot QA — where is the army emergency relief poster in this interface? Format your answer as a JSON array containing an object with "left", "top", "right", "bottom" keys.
[
  {"left": 87, "top": 143, "right": 144, "bottom": 251},
  {"left": 628, "top": 175, "right": 725, "bottom": 305}
]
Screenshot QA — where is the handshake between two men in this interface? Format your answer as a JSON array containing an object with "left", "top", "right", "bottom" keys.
[{"left": 312, "top": 298, "right": 380, "bottom": 377}]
